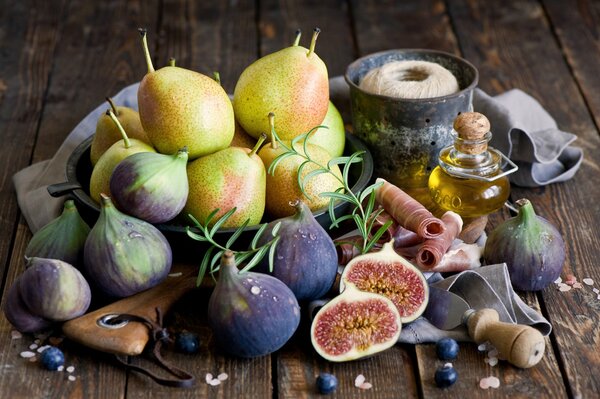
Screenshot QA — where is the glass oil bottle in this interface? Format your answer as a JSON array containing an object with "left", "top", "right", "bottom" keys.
[{"left": 428, "top": 112, "right": 518, "bottom": 218}]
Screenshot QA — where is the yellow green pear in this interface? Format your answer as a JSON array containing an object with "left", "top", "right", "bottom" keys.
[
  {"left": 184, "top": 135, "right": 267, "bottom": 228},
  {"left": 300, "top": 101, "right": 345, "bottom": 158},
  {"left": 259, "top": 113, "right": 343, "bottom": 218},
  {"left": 89, "top": 110, "right": 155, "bottom": 203},
  {"left": 137, "top": 29, "right": 234, "bottom": 159},
  {"left": 233, "top": 28, "right": 329, "bottom": 141},
  {"left": 89, "top": 98, "right": 150, "bottom": 166}
]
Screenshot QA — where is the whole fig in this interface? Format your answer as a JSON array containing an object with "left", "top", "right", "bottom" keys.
[
  {"left": 255, "top": 200, "right": 338, "bottom": 301},
  {"left": 18, "top": 257, "right": 91, "bottom": 321},
  {"left": 24, "top": 200, "right": 90, "bottom": 268},
  {"left": 208, "top": 251, "right": 300, "bottom": 358},
  {"left": 3, "top": 277, "right": 53, "bottom": 333},
  {"left": 340, "top": 240, "right": 429, "bottom": 323},
  {"left": 311, "top": 283, "right": 402, "bottom": 362},
  {"left": 483, "top": 198, "right": 565, "bottom": 291},
  {"left": 110, "top": 148, "right": 189, "bottom": 223},
  {"left": 84, "top": 194, "right": 172, "bottom": 298}
]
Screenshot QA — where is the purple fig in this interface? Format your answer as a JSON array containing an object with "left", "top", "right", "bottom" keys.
[
  {"left": 255, "top": 201, "right": 338, "bottom": 301},
  {"left": 3, "top": 277, "right": 53, "bottom": 333},
  {"left": 110, "top": 148, "right": 189, "bottom": 223},
  {"left": 83, "top": 194, "right": 172, "bottom": 298},
  {"left": 19, "top": 257, "right": 91, "bottom": 321},
  {"left": 24, "top": 200, "right": 90, "bottom": 268},
  {"left": 208, "top": 251, "right": 300, "bottom": 358}
]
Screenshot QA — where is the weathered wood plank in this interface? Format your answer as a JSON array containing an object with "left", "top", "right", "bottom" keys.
[
  {"left": 542, "top": 0, "right": 600, "bottom": 134},
  {"left": 448, "top": 0, "right": 600, "bottom": 397}
]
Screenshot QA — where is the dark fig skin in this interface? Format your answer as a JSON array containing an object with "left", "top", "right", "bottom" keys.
[
  {"left": 3, "top": 277, "right": 53, "bottom": 333},
  {"left": 19, "top": 257, "right": 91, "bottom": 321},
  {"left": 84, "top": 195, "right": 172, "bottom": 298},
  {"left": 24, "top": 200, "right": 90, "bottom": 268},
  {"left": 208, "top": 252, "right": 300, "bottom": 358},
  {"left": 109, "top": 148, "right": 189, "bottom": 223},
  {"left": 484, "top": 198, "right": 566, "bottom": 291},
  {"left": 255, "top": 201, "right": 338, "bottom": 301}
]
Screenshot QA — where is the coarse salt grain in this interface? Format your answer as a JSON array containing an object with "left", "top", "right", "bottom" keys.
[
  {"left": 554, "top": 277, "right": 562, "bottom": 284},
  {"left": 28, "top": 343, "right": 38, "bottom": 350},
  {"left": 37, "top": 345, "right": 50, "bottom": 353},
  {"left": 205, "top": 373, "right": 213, "bottom": 383},
  {"left": 58, "top": 366, "right": 64, "bottom": 372},
  {"left": 68, "top": 375, "right": 76, "bottom": 382},
  {"left": 34, "top": 339, "right": 41, "bottom": 345},
  {"left": 573, "top": 282, "right": 583, "bottom": 289},
  {"left": 593, "top": 288, "right": 599, "bottom": 294},
  {"left": 217, "top": 373, "right": 228, "bottom": 381},
  {"left": 487, "top": 348, "right": 498, "bottom": 357},
  {"left": 11, "top": 331, "right": 22, "bottom": 340},
  {"left": 559, "top": 285, "right": 572, "bottom": 292},
  {"left": 477, "top": 343, "right": 487, "bottom": 352},
  {"left": 359, "top": 382, "right": 373, "bottom": 390},
  {"left": 20, "top": 351, "right": 36, "bottom": 358},
  {"left": 66, "top": 366, "right": 75, "bottom": 373},
  {"left": 354, "top": 374, "right": 366, "bottom": 387},
  {"left": 209, "top": 379, "right": 221, "bottom": 386},
  {"left": 583, "top": 278, "right": 594, "bottom": 286},
  {"left": 597, "top": 294, "right": 600, "bottom": 300},
  {"left": 565, "top": 275, "right": 577, "bottom": 285},
  {"left": 168, "top": 272, "right": 183, "bottom": 277},
  {"left": 488, "top": 376, "right": 500, "bottom": 388},
  {"left": 444, "top": 362, "right": 453, "bottom": 368},
  {"left": 479, "top": 378, "right": 490, "bottom": 389},
  {"left": 488, "top": 357, "right": 498, "bottom": 367}
]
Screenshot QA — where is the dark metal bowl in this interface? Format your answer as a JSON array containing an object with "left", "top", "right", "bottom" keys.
[{"left": 48, "top": 133, "right": 373, "bottom": 256}]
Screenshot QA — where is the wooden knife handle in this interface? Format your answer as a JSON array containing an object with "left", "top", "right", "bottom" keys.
[
  {"left": 466, "top": 308, "right": 545, "bottom": 369},
  {"left": 62, "top": 266, "right": 197, "bottom": 356}
]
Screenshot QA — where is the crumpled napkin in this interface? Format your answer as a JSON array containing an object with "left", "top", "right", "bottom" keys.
[{"left": 398, "top": 263, "right": 551, "bottom": 344}]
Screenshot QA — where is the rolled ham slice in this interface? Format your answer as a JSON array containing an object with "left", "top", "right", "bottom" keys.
[
  {"left": 415, "top": 211, "right": 463, "bottom": 270},
  {"left": 375, "top": 178, "right": 445, "bottom": 239},
  {"left": 430, "top": 240, "right": 483, "bottom": 273}
]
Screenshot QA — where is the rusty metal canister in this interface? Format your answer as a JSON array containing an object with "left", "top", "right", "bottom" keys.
[{"left": 345, "top": 49, "right": 478, "bottom": 189}]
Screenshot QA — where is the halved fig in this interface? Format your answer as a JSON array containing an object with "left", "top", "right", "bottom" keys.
[
  {"left": 340, "top": 240, "right": 429, "bottom": 323},
  {"left": 311, "top": 283, "right": 401, "bottom": 362}
]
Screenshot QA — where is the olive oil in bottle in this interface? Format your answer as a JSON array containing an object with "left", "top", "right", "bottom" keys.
[{"left": 428, "top": 112, "right": 517, "bottom": 218}]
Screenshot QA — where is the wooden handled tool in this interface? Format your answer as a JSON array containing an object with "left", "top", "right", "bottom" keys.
[{"left": 62, "top": 265, "right": 197, "bottom": 356}]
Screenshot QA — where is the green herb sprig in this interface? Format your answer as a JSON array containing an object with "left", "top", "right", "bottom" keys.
[
  {"left": 186, "top": 208, "right": 281, "bottom": 286},
  {"left": 268, "top": 125, "right": 392, "bottom": 255}
]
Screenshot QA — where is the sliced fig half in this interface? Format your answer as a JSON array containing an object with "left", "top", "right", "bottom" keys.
[
  {"left": 340, "top": 240, "right": 429, "bottom": 323},
  {"left": 311, "top": 283, "right": 401, "bottom": 362}
]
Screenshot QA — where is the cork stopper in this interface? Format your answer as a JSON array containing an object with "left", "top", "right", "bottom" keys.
[{"left": 453, "top": 112, "right": 490, "bottom": 155}]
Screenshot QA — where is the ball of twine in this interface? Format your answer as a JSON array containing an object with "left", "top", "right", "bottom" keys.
[{"left": 359, "top": 60, "right": 460, "bottom": 99}]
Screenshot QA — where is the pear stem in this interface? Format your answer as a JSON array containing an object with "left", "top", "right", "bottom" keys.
[
  {"left": 106, "top": 109, "right": 131, "bottom": 148},
  {"left": 268, "top": 112, "right": 279, "bottom": 149},
  {"left": 307, "top": 27, "right": 320, "bottom": 57},
  {"left": 168, "top": 57, "right": 176, "bottom": 67},
  {"left": 105, "top": 97, "right": 119, "bottom": 116},
  {"left": 293, "top": 29, "right": 301, "bottom": 46},
  {"left": 213, "top": 71, "right": 221, "bottom": 85},
  {"left": 249, "top": 133, "right": 267, "bottom": 157},
  {"left": 138, "top": 28, "right": 155, "bottom": 74}
]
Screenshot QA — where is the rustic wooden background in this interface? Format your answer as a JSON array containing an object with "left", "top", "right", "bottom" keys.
[{"left": 1, "top": 0, "right": 599, "bottom": 398}]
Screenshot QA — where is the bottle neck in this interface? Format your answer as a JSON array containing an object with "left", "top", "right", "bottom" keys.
[{"left": 438, "top": 130, "right": 503, "bottom": 179}]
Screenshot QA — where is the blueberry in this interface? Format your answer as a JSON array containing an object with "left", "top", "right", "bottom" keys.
[
  {"left": 40, "top": 346, "right": 65, "bottom": 371},
  {"left": 175, "top": 331, "right": 200, "bottom": 354},
  {"left": 436, "top": 338, "right": 459, "bottom": 360},
  {"left": 434, "top": 364, "right": 458, "bottom": 388},
  {"left": 316, "top": 373, "right": 338, "bottom": 394}
]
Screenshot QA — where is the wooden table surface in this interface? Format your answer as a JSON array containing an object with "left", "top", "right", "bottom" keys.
[{"left": 1, "top": 0, "right": 600, "bottom": 398}]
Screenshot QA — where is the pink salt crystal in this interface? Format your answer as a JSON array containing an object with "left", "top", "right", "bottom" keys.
[
  {"left": 68, "top": 375, "right": 76, "bottom": 382},
  {"left": 559, "top": 285, "right": 572, "bottom": 292},
  {"left": 205, "top": 373, "right": 213, "bottom": 384},
  {"left": 573, "top": 282, "right": 583, "bottom": 289},
  {"left": 359, "top": 382, "right": 373, "bottom": 390},
  {"left": 565, "top": 274, "right": 577, "bottom": 285},
  {"left": 217, "top": 373, "right": 228, "bottom": 381},
  {"left": 354, "top": 374, "right": 366, "bottom": 387},
  {"left": 209, "top": 379, "right": 221, "bottom": 386},
  {"left": 583, "top": 278, "right": 594, "bottom": 286},
  {"left": 488, "top": 357, "right": 498, "bottom": 367},
  {"left": 11, "top": 330, "right": 22, "bottom": 340},
  {"left": 488, "top": 376, "right": 500, "bottom": 388},
  {"left": 479, "top": 378, "right": 490, "bottom": 389}
]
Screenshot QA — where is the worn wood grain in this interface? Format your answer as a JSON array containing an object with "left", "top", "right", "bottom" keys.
[
  {"left": 542, "top": 0, "right": 600, "bottom": 134},
  {"left": 448, "top": 0, "right": 600, "bottom": 398}
]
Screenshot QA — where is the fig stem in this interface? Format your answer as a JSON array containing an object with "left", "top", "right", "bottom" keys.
[
  {"left": 268, "top": 112, "right": 278, "bottom": 150},
  {"left": 249, "top": 133, "right": 267, "bottom": 157},
  {"left": 307, "top": 27, "right": 320, "bottom": 57},
  {"left": 105, "top": 97, "right": 119, "bottom": 116},
  {"left": 138, "top": 28, "right": 155, "bottom": 74},
  {"left": 293, "top": 29, "right": 301, "bottom": 46},
  {"left": 106, "top": 109, "right": 131, "bottom": 148},
  {"left": 516, "top": 198, "right": 537, "bottom": 228}
]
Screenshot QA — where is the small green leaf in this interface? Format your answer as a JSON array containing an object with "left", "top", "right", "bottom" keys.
[
  {"left": 268, "top": 152, "right": 296, "bottom": 175},
  {"left": 204, "top": 208, "right": 222, "bottom": 227},
  {"left": 329, "top": 213, "right": 355, "bottom": 229},
  {"left": 302, "top": 168, "right": 329, "bottom": 191},
  {"left": 197, "top": 246, "right": 214, "bottom": 286},
  {"left": 327, "top": 155, "right": 362, "bottom": 169},
  {"left": 186, "top": 227, "right": 208, "bottom": 242},
  {"left": 226, "top": 219, "right": 250, "bottom": 248},
  {"left": 320, "top": 191, "right": 358, "bottom": 205},
  {"left": 251, "top": 223, "right": 269, "bottom": 249},
  {"left": 364, "top": 189, "right": 378, "bottom": 219},
  {"left": 235, "top": 251, "right": 254, "bottom": 265},
  {"left": 209, "top": 208, "right": 238, "bottom": 237},
  {"left": 267, "top": 236, "right": 280, "bottom": 272},
  {"left": 365, "top": 220, "right": 394, "bottom": 253},
  {"left": 297, "top": 160, "right": 313, "bottom": 198},
  {"left": 271, "top": 221, "right": 282, "bottom": 237},
  {"left": 209, "top": 249, "right": 224, "bottom": 273},
  {"left": 240, "top": 246, "right": 270, "bottom": 273}
]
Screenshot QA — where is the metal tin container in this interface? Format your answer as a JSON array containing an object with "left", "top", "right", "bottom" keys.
[{"left": 345, "top": 49, "right": 478, "bottom": 189}]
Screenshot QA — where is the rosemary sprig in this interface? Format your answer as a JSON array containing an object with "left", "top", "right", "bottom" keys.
[
  {"left": 186, "top": 208, "right": 281, "bottom": 286},
  {"left": 268, "top": 126, "right": 392, "bottom": 254}
]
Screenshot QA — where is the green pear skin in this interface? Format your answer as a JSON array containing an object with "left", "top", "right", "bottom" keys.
[
  {"left": 233, "top": 35, "right": 329, "bottom": 141},
  {"left": 184, "top": 147, "right": 266, "bottom": 228},
  {"left": 301, "top": 101, "right": 345, "bottom": 158},
  {"left": 138, "top": 66, "right": 235, "bottom": 159}
]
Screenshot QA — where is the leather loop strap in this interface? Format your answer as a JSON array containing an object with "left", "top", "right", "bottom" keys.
[{"left": 112, "top": 308, "right": 195, "bottom": 388}]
